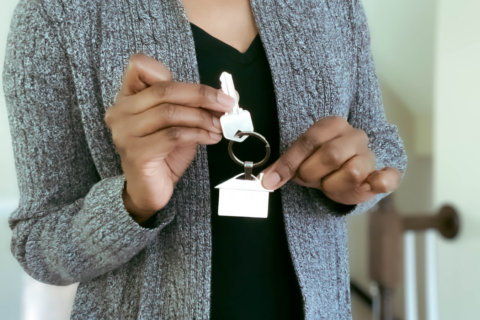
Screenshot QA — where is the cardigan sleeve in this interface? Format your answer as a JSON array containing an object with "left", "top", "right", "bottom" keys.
[
  {"left": 3, "top": 0, "right": 174, "bottom": 286},
  {"left": 338, "top": 0, "right": 408, "bottom": 215}
]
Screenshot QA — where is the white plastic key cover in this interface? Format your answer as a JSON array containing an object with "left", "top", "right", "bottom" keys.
[
  {"left": 215, "top": 173, "right": 273, "bottom": 218},
  {"left": 220, "top": 109, "right": 254, "bottom": 142}
]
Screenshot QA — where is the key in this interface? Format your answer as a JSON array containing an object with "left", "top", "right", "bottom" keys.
[{"left": 219, "top": 72, "right": 253, "bottom": 142}]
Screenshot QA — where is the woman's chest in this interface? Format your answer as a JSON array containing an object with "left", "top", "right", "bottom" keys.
[{"left": 63, "top": 0, "right": 357, "bottom": 156}]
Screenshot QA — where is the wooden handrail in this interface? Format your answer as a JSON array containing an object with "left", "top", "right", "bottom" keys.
[{"left": 368, "top": 196, "right": 460, "bottom": 320}]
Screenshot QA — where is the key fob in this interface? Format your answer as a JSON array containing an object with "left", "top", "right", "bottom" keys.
[{"left": 215, "top": 173, "right": 273, "bottom": 218}]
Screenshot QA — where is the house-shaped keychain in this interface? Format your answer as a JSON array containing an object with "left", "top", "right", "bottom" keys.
[{"left": 215, "top": 173, "right": 273, "bottom": 218}]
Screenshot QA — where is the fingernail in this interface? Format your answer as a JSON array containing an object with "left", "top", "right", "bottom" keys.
[
  {"left": 262, "top": 172, "right": 281, "bottom": 190},
  {"left": 358, "top": 182, "right": 371, "bottom": 192},
  {"left": 212, "top": 117, "right": 221, "bottom": 131},
  {"left": 217, "top": 91, "right": 235, "bottom": 111},
  {"left": 209, "top": 132, "right": 222, "bottom": 141}
]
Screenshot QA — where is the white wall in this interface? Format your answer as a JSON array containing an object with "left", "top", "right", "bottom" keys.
[
  {"left": 0, "top": 0, "right": 20, "bottom": 205},
  {"left": 1, "top": 1, "right": 22, "bottom": 319},
  {"left": 0, "top": 203, "right": 22, "bottom": 320},
  {"left": 433, "top": 0, "right": 480, "bottom": 318}
]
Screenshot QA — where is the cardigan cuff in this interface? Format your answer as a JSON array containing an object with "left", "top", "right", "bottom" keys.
[{"left": 71, "top": 175, "right": 176, "bottom": 262}]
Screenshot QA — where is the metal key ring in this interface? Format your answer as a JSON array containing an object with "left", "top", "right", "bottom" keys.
[{"left": 228, "top": 131, "right": 271, "bottom": 168}]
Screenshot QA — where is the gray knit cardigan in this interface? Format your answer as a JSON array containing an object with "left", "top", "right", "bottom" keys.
[{"left": 4, "top": 0, "right": 407, "bottom": 319}]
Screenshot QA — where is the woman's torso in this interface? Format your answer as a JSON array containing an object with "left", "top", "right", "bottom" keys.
[{"left": 33, "top": 0, "right": 355, "bottom": 318}]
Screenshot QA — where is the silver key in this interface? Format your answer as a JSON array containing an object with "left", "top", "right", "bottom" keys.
[{"left": 219, "top": 72, "right": 253, "bottom": 142}]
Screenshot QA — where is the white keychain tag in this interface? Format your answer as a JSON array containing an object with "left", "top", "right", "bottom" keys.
[
  {"left": 216, "top": 130, "right": 273, "bottom": 218},
  {"left": 219, "top": 72, "right": 253, "bottom": 142},
  {"left": 215, "top": 173, "right": 273, "bottom": 218}
]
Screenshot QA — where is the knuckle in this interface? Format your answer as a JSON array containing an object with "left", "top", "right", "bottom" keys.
[
  {"left": 278, "top": 158, "right": 297, "bottom": 179},
  {"left": 111, "top": 132, "right": 120, "bottom": 145},
  {"left": 112, "top": 127, "right": 128, "bottom": 145},
  {"left": 198, "top": 110, "right": 211, "bottom": 125},
  {"left": 315, "top": 116, "right": 350, "bottom": 133},
  {"left": 375, "top": 177, "right": 390, "bottom": 193},
  {"left": 366, "top": 150, "right": 377, "bottom": 165},
  {"left": 332, "top": 116, "right": 348, "bottom": 128},
  {"left": 296, "top": 166, "right": 315, "bottom": 184},
  {"left": 161, "top": 103, "right": 177, "bottom": 122},
  {"left": 322, "top": 143, "right": 344, "bottom": 168},
  {"left": 153, "top": 82, "right": 175, "bottom": 99},
  {"left": 344, "top": 166, "right": 363, "bottom": 185},
  {"left": 104, "top": 109, "right": 114, "bottom": 127},
  {"left": 198, "top": 84, "right": 209, "bottom": 97},
  {"left": 193, "top": 128, "right": 204, "bottom": 142},
  {"left": 298, "top": 134, "right": 319, "bottom": 154},
  {"left": 127, "top": 53, "right": 144, "bottom": 70},
  {"left": 353, "top": 128, "right": 369, "bottom": 145},
  {"left": 166, "top": 127, "right": 182, "bottom": 141},
  {"left": 318, "top": 115, "right": 346, "bottom": 127},
  {"left": 198, "top": 84, "right": 216, "bottom": 101},
  {"left": 130, "top": 53, "right": 144, "bottom": 63},
  {"left": 111, "top": 131, "right": 127, "bottom": 149}
]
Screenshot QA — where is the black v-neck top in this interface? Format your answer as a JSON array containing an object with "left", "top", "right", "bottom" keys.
[{"left": 190, "top": 23, "right": 304, "bottom": 319}]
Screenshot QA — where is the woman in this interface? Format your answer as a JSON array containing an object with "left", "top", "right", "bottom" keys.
[{"left": 4, "top": 0, "right": 407, "bottom": 319}]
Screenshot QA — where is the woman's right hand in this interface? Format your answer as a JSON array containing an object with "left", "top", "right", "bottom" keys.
[{"left": 104, "top": 53, "right": 235, "bottom": 224}]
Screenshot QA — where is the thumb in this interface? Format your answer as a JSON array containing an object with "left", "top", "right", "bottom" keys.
[{"left": 118, "top": 53, "right": 173, "bottom": 99}]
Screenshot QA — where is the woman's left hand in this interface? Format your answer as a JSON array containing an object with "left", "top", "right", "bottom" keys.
[{"left": 261, "top": 116, "right": 402, "bottom": 205}]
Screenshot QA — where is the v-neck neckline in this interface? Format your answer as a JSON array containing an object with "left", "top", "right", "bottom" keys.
[{"left": 190, "top": 22, "right": 263, "bottom": 65}]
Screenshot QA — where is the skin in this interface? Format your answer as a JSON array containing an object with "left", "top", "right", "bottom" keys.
[
  {"left": 182, "top": 0, "right": 258, "bottom": 53},
  {"left": 260, "top": 117, "right": 402, "bottom": 205},
  {"left": 106, "top": 0, "right": 402, "bottom": 225},
  {"left": 105, "top": 54, "right": 236, "bottom": 225}
]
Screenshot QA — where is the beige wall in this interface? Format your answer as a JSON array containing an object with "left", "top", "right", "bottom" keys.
[
  {"left": 433, "top": 0, "right": 480, "bottom": 318},
  {"left": 364, "top": 0, "right": 437, "bottom": 156}
]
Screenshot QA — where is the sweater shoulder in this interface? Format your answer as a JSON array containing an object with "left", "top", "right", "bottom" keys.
[
  {"left": 3, "top": 0, "right": 80, "bottom": 97},
  {"left": 11, "top": 0, "right": 99, "bottom": 28}
]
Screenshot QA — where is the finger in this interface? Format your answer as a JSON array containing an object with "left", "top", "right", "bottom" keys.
[
  {"left": 149, "top": 126, "right": 222, "bottom": 149},
  {"left": 118, "top": 53, "right": 173, "bottom": 98},
  {"left": 209, "top": 110, "right": 226, "bottom": 119},
  {"left": 261, "top": 116, "right": 349, "bottom": 190},
  {"left": 296, "top": 130, "right": 369, "bottom": 184},
  {"left": 119, "top": 82, "right": 235, "bottom": 114},
  {"left": 362, "top": 167, "right": 402, "bottom": 194},
  {"left": 320, "top": 152, "right": 376, "bottom": 194},
  {"left": 127, "top": 104, "right": 222, "bottom": 137},
  {"left": 322, "top": 187, "right": 377, "bottom": 206},
  {"left": 131, "top": 127, "right": 223, "bottom": 162}
]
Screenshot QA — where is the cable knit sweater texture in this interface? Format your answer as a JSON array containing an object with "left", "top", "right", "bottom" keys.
[{"left": 4, "top": 0, "right": 407, "bottom": 319}]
